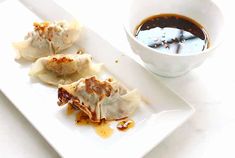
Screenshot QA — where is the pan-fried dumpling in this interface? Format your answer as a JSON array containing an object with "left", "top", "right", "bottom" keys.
[
  {"left": 58, "top": 76, "right": 140, "bottom": 122},
  {"left": 13, "top": 21, "right": 80, "bottom": 61},
  {"left": 30, "top": 54, "right": 102, "bottom": 86}
]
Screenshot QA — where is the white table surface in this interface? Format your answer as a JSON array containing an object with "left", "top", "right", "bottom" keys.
[{"left": 1, "top": 0, "right": 234, "bottom": 157}]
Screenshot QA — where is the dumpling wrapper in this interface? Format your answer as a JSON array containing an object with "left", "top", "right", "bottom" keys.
[
  {"left": 13, "top": 20, "right": 80, "bottom": 61},
  {"left": 58, "top": 76, "right": 140, "bottom": 122},
  {"left": 30, "top": 54, "right": 102, "bottom": 86}
]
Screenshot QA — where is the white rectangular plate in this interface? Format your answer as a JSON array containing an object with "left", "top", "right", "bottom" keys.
[{"left": 0, "top": 0, "right": 194, "bottom": 157}]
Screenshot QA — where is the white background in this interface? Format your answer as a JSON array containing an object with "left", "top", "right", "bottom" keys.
[{"left": 0, "top": 0, "right": 235, "bottom": 157}]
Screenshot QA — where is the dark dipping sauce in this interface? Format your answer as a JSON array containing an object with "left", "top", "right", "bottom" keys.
[{"left": 135, "top": 14, "right": 209, "bottom": 54}]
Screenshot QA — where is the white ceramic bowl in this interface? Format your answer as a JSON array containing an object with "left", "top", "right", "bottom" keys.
[{"left": 124, "top": 0, "right": 224, "bottom": 77}]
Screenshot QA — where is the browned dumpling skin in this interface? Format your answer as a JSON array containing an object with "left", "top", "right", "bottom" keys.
[
  {"left": 30, "top": 54, "right": 102, "bottom": 86},
  {"left": 58, "top": 76, "right": 140, "bottom": 122},
  {"left": 13, "top": 21, "right": 81, "bottom": 61}
]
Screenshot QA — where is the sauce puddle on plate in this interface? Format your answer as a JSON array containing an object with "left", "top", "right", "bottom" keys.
[
  {"left": 135, "top": 14, "right": 210, "bottom": 54},
  {"left": 76, "top": 111, "right": 114, "bottom": 138},
  {"left": 66, "top": 104, "right": 76, "bottom": 115},
  {"left": 117, "top": 119, "right": 135, "bottom": 131},
  {"left": 94, "top": 123, "right": 113, "bottom": 139},
  {"left": 67, "top": 105, "right": 135, "bottom": 138}
]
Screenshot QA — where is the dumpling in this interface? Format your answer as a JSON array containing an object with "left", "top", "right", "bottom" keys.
[
  {"left": 13, "top": 20, "right": 80, "bottom": 61},
  {"left": 30, "top": 54, "right": 102, "bottom": 86},
  {"left": 58, "top": 76, "right": 140, "bottom": 122}
]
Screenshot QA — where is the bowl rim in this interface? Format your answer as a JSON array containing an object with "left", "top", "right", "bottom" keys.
[{"left": 123, "top": 0, "right": 225, "bottom": 57}]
